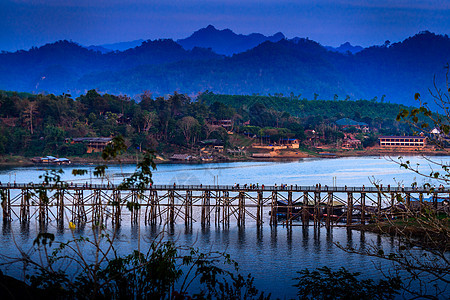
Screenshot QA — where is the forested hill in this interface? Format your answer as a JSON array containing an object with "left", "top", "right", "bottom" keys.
[
  {"left": 0, "top": 90, "right": 413, "bottom": 156},
  {"left": 0, "top": 31, "right": 449, "bottom": 108},
  {"left": 0, "top": 39, "right": 222, "bottom": 94},
  {"left": 198, "top": 92, "right": 413, "bottom": 122}
]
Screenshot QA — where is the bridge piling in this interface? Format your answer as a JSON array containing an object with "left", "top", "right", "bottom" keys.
[
  {"left": 270, "top": 191, "right": 277, "bottom": 226},
  {"left": 361, "top": 192, "right": 366, "bottom": 225},
  {"left": 0, "top": 184, "right": 448, "bottom": 227},
  {"left": 347, "top": 192, "right": 353, "bottom": 225}
]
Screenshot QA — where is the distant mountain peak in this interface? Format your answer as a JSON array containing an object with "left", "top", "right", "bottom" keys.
[
  {"left": 177, "top": 25, "right": 285, "bottom": 56},
  {"left": 96, "top": 39, "right": 145, "bottom": 52},
  {"left": 273, "top": 32, "right": 284, "bottom": 39},
  {"left": 325, "top": 42, "right": 364, "bottom": 54}
]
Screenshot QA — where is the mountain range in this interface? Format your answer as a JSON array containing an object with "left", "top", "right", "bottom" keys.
[
  {"left": 177, "top": 24, "right": 286, "bottom": 56},
  {"left": 0, "top": 26, "right": 449, "bottom": 108}
]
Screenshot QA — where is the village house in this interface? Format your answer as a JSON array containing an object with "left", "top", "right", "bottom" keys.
[
  {"left": 66, "top": 137, "right": 112, "bottom": 153},
  {"left": 341, "top": 135, "right": 362, "bottom": 149},
  {"left": 199, "top": 139, "right": 224, "bottom": 153},
  {"left": 31, "top": 156, "right": 71, "bottom": 164},
  {"left": 304, "top": 130, "right": 320, "bottom": 146},
  {"left": 252, "top": 138, "right": 300, "bottom": 150},
  {"left": 209, "top": 119, "right": 232, "bottom": 128},
  {"left": 378, "top": 136, "right": 427, "bottom": 148}
]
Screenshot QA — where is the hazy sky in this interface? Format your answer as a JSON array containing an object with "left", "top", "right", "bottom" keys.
[{"left": 1, "top": 0, "right": 449, "bottom": 51}]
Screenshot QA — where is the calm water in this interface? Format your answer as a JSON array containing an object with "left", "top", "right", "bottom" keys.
[
  {"left": 0, "top": 156, "right": 448, "bottom": 298},
  {"left": 1, "top": 156, "right": 448, "bottom": 187}
]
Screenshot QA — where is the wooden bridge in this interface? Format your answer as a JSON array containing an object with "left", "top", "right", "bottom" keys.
[{"left": 1, "top": 183, "right": 448, "bottom": 228}]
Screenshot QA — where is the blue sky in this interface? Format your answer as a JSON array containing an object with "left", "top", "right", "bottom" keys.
[{"left": 1, "top": 0, "right": 449, "bottom": 51}]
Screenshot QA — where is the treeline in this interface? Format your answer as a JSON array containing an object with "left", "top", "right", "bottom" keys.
[
  {"left": 0, "top": 90, "right": 232, "bottom": 156},
  {"left": 198, "top": 92, "right": 412, "bottom": 133},
  {"left": 0, "top": 90, "right": 411, "bottom": 157}
]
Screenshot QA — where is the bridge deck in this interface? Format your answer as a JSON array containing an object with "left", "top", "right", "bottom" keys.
[{"left": 0, "top": 183, "right": 447, "bottom": 193}]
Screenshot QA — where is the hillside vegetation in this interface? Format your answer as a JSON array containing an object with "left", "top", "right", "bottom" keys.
[
  {"left": 0, "top": 90, "right": 412, "bottom": 158},
  {"left": 0, "top": 31, "right": 449, "bottom": 108}
]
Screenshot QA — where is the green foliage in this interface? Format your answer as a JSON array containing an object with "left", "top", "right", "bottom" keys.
[
  {"left": 93, "top": 165, "right": 108, "bottom": 177},
  {"left": 0, "top": 89, "right": 418, "bottom": 157},
  {"left": 200, "top": 92, "right": 412, "bottom": 123},
  {"left": 38, "top": 169, "right": 65, "bottom": 187},
  {"left": 120, "top": 150, "right": 157, "bottom": 192},
  {"left": 72, "top": 169, "right": 88, "bottom": 176},
  {"left": 102, "top": 135, "right": 127, "bottom": 161},
  {"left": 33, "top": 233, "right": 55, "bottom": 247},
  {"left": 200, "top": 92, "right": 412, "bottom": 136},
  {"left": 293, "top": 266, "right": 402, "bottom": 300},
  {"left": 27, "top": 235, "right": 269, "bottom": 300}
]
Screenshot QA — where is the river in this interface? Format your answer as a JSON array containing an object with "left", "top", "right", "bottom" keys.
[{"left": 0, "top": 156, "right": 448, "bottom": 298}]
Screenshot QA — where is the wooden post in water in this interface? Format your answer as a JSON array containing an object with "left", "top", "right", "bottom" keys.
[
  {"left": 56, "top": 188, "right": 64, "bottom": 226},
  {"left": 223, "top": 191, "right": 229, "bottom": 226},
  {"left": 377, "top": 192, "right": 382, "bottom": 221},
  {"left": 201, "top": 191, "right": 211, "bottom": 226},
  {"left": 20, "top": 189, "right": 30, "bottom": 223},
  {"left": 150, "top": 190, "right": 158, "bottom": 225},
  {"left": 347, "top": 192, "right": 353, "bottom": 225},
  {"left": 361, "top": 192, "right": 366, "bottom": 225},
  {"left": 326, "top": 192, "right": 332, "bottom": 228},
  {"left": 206, "top": 190, "right": 211, "bottom": 225},
  {"left": 257, "top": 191, "right": 263, "bottom": 227},
  {"left": 287, "top": 191, "right": 293, "bottom": 226},
  {"left": 130, "top": 190, "right": 138, "bottom": 224},
  {"left": 92, "top": 189, "right": 103, "bottom": 226},
  {"left": 168, "top": 190, "right": 175, "bottom": 224},
  {"left": 38, "top": 189, "right": 48, "bottom": 225},
  {"left": 185, "top": 190, "right": 192, "bottom": 227},
  {"left": 302, "top": 191, "right": 308, "bottom": 225},
  {"left": 238, "top": 191, "right": 245, "bottom": 227},
  {"left": 201, "top": 191, "right": 205, "bottom": 225},
  {"left": 270, "top": 191, "right": 278, "bottom": 226},
  {"left": 215, "top": 190, "right": 220, "bottom": 225},
  {"left": 314, "top": 191, "right": 320, "bottom": 226},
  {"left": 112, "top": 189, "right": 121, "bottom": 226},
  {"left": 74, "top": 189, "right": 86, "bottom": 224},
  {"left": 1, "top": 189, "right": 11, "bottom": 222}
]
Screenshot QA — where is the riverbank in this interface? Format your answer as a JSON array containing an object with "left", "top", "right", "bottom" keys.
[{"left": 1, "top": 147, "right": 449, "bottom": 167}]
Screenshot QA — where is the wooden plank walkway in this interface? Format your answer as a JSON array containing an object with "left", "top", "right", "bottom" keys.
[{"left": 1, "top": 183, "right": 448, "bottom": 228}]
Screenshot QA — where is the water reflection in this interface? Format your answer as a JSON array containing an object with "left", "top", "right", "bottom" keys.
[
  {"left": 0, "top": 217, "right": 437, "bottom": 299},
  {"left": 2, "top": 156, "right": 448, "bottom": 188}
]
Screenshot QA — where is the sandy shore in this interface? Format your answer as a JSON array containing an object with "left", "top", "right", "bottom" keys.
[{"left": 1, "top": 147, "right": 449, "bottom": 167}]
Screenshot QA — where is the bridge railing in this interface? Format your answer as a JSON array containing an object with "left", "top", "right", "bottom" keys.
[{"left": 0, "top": 183, "right": 448, "bottom": 193}]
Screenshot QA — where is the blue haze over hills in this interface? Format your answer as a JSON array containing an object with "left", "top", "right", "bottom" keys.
[{"left": 0, "top": 26, "right": 449, "bottom": 107}]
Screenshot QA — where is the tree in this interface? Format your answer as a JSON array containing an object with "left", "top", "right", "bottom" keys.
[
  {"left": 177, "top": 116, "right": 200, "bottom": 147},
  {"left": 143, "top": 111, "right": 158, "bottom": 133},
  {"left": 22, "top": 100, "right": 37, "bottom": 134},
  {"left": 203, "top": 123, "right": 218, "bottom": 140}
]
